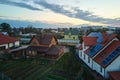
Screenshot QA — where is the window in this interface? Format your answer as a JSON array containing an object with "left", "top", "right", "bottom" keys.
[
  {"left": 73, "top": 37, "right": 75, "bottom": 39},
  {"left": 80, "top": 52, "right": 82, "bottom": 57},
  {"left": 100, "top": 66, "right": 102, "bottom": 72},
  {"left": 29, "top": 50, "right": 34, "bottom": 55},
  {"left": 13, "top": 42, "right": 15, "bottom": 46},
  {"left": 84, "top": 46, "right": 86, "bottom": 49},
  {"left": 84, "top": 54, "right": 86, "bottom": 60},
  {"left": 29, "top": 51, "right": 32, "bottom": 54},
  {"left": 68, "top": 33, "right": 71, "bottom": 38},
  {"left": 88, "top": 57, "right": 90, "bottom": 63},
  {"left": 0, "top": 46, "right": 5, "bottom": 50},
  {"left": 8, "top": 43, "right": 10, "bottom": 48}
]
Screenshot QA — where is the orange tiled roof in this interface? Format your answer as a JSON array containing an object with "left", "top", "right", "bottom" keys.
[
  {"left": 30, "top": 34, "right": 58, "bottom": 45},
  {"left": 83, "top": 37, "right": 98, "bottom": 46},
  {"left": 0, "top": 34, "right": 18, "bottom": 45}
]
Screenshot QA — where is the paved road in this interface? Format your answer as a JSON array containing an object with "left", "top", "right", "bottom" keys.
[{"left": 63, "top": 46, "right": 70, "bottom": 53}]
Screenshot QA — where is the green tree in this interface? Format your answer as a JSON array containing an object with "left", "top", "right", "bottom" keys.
[
  {"left": 0, "top": 23, "right": 12, "bottom": 35},
  {"left": 115, "top": 28, "right": 120, "bottom": 35}
]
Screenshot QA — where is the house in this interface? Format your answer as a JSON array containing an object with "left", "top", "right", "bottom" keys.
[
  {"left": 9, "top": 34, "right": 64, "bottom": 59},
  {"left": 8, "top": 46, "right": 28, "bottom": 59},
  {"left": 77, "top": 32, "right": 120, "bottom": 79},
  {"left": 0, "top": 33, "right": 19, "bottom": 50},
  {"left": 26, "top": 34, "right": 64, "bottom": 59},
  {"left": 0, "top": 33, "right": 20, "bottom": 60},
  {"left": 64, "top": 29, "right": 79, "bottom": 40}
]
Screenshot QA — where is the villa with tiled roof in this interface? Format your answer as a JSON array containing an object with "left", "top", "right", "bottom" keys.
[
  {"left": 9, "top": 34, "right": 64, "bottom": 60},
  {"left": 0, "top": 33, "right": 19, "bottom": 50},
  {"left": 76, "top": 32, "right": 120, "bottom": 79}
]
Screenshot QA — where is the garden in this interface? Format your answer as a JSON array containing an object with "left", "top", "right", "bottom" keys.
[{"left": 0, "top": 46, "right": 96, "bottom": 80}]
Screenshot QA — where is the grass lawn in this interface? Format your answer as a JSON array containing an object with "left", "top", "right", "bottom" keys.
[
  {"left": 0, "top": 58, "right": 54, "bottom": 80},
  {"left": 37, "top": 52, "right": 82, "bottom": 80}
]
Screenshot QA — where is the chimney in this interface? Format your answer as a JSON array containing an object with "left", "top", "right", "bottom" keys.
[{"left": 102, "top": 32, "right": 108, "bottom": 43}]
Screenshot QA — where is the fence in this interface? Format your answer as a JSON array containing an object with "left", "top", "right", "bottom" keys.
[{"left": 58, "top": 39, "right": 80, "bottom": 46}]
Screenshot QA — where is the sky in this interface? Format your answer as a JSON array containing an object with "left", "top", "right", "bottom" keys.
[{"left": 0, "top": 0, "right": 120, "bottom": 28}]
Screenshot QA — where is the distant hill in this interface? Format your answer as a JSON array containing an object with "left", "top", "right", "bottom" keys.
[{"left": 0, "top": 19, "right": 62, "bottom": 28}]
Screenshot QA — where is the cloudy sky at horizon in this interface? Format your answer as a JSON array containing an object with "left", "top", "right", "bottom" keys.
[{"left": 0, "top": 0, "right": 120, "bottom": 28}]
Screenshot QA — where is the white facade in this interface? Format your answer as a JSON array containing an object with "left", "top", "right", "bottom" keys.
[
  {"left": 9, "top": 43, "right": 14, "bottom": 48},
  {"left": 79, "top": 42, "right": 93, "bottom": 68},
  {"left": 105, "top": 56, "right": 120, "bottom": 78},
  {"left": 93, "top": 61, "right": 105, "bottom": 77},
  {"left": 0, "top": 44, "right": 9, "bottom": 49},
  {"left": 93, "top": 56, "right": 120, "bottom": 78},
  {"left": 15, "top": 41, "right": 20, "bottom": 46},
  {"left": 0, "top": 41, "right": 20, "bottom": 49}
]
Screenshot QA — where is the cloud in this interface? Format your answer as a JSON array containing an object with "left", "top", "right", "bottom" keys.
[
  {"left": 34, "top": 0, "right": 120, "bottom": 25},
  {"left": 0, "top": 0, "right": 42, "bottom": 11},
  {"left": 0, "top": 0, "right": 119, "bottom": 26}
]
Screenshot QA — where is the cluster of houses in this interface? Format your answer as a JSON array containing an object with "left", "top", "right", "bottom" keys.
[
  {"left": 0, "top": 33, "right": 64, "bottom": 60},
  {"left": 76, "top": 32, "right": 120, "bottom": 80},
  {"left": 0, "top": 30, "right": 120, "bottom": 79}
]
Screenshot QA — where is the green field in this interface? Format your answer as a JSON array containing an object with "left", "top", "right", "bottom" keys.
[
  {"left": 0, "top": 51, "right": 95, "bottom": 80},
  {"left": 0, "top": 58, "right": 55, "bottom": 80}
]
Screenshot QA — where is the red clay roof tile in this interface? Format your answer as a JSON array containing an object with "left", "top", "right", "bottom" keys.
[
  {"left": 30, "top": 34, "right": 58, "bottom": 45},
  {"left": 83, "top": 37, "right": 98, "bottom": 46},
  {"left": 102, "top": 32, "right": 108, "bottom": 43},
  {"left": 0, "top": 34, "right": 18, "bottom": 45}
]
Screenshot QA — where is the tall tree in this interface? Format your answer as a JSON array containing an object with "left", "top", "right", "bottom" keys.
[{"left": 0, "top": 23, "right": 12, "bottom": 35}]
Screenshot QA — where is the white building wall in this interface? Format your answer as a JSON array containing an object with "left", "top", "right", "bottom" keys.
[
  {"left": 93, "top": 61, "right": 105, "bottom": 77},
  {"left": 78, "top": 50, "right": 82, "bottom": 58},
  {"left": 0, "top": 44, "right": 8, "bottom": 49},
  {"left": 9, "top": 43, "right": 13, "bottom": 48},
  {"left": 93, "top": 56, "right": 120, "bottom": 78},
  {"left": 93, "top": 61, "right": 100, "bottom": 71},
  {"left": 105, "top": 56, "right": 120, "bottom": 78},
  {"left": 15, "top": 41, "right": 20, "bottom": 46},
  {"left": 79, "top": 50, "right": 84, "bottom": 61},
  {"left": 79, "top": 42, "right": 93, "bottom": 68},
  {"left": 0, "top": 41, "right": 19, "bottom": 49},
  {"left": 85, "top": 56, "right": 92, "bottom": 68}
]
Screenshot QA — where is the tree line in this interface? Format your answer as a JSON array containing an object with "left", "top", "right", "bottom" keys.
[{"left": 0, "top": 23, "right": 42, "bottom": 37}]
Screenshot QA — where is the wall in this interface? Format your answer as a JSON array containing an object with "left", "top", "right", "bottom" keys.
[
  {"left": 64, "top": 35, "right": 78, "bottom": 40},
  {"left": 9, "top": 43, "right": 13, "bottom": 48},
  {"left": 30, "top": 38, "right": 40, "bottom": 46},
  {"left": 93, "top": 61, "right": 105, "bottom": 77},
  {"left": 0, "top": 44, "right": 8, "bottom": 49},
  {"left": 15, "top": 41, "right": 20, "bottom": 46},
  {"left": 49, "top": 37, "right": 57, "bottom": 47},
  {"left": 105, "top": 56, "right": 120, "bottom": 78}
]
